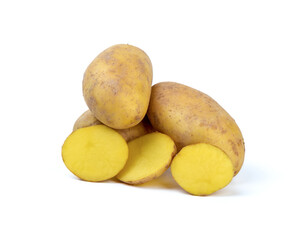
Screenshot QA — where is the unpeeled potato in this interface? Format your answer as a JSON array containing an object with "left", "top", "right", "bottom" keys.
[
  {"left": 147, "top": 82, "right": 245, "bottom": 175},
  {"left": 73, "top": 110, "right": 154, "bottom": 142},
  {"left": 73, "top": 110, "right": 101, "bottom": 131},
  {"left": 83, "top": 44, "right": 153, "bottom": 129}
]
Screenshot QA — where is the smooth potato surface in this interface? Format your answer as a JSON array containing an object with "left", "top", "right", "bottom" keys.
[
  {"left": 147, "top": 82, "right": 245, "bottom": 175},
  {"left": 117, "top": 132, "right": 177, "bottom": 185},
  {"left": 62, "top": 125, "right": 128, "bottom": 182},
  {"left": 83, "top": 44, "right": 153, "bottom": 129},
  {"left": 171, "top": 143, "right": 234, "bottom": 195}
]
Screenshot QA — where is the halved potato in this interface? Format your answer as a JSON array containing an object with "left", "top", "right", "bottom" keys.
[
  {"left": 62, "top": 125, "right": 128, "bottom": 182},
  {"left": 117, "top": 132, "right": 176, "bottom": 184},
  {"left": 171, "top": 143, "right": 234, "bottom": 196}
]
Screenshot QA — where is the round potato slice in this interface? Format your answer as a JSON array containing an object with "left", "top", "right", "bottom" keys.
[
  {"left": 171, "top": 143, "right": 234, "bottom": 196},
  {"left": 62, "top": 125, "right": 128, "bottom": 182},
  {"left": 117, "top": 132, "right": 176, "bottom": 184}
]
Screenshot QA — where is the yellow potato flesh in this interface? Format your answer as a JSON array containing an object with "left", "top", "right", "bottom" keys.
[
  {"left": 62, "top": 125, "right": 128, "bottom": 182},
  {"left": 171, "top": 143, "right": 234, "bottom": 196},
  {"left": 117, "top": 132, "right": 176, "bottom": 184}
]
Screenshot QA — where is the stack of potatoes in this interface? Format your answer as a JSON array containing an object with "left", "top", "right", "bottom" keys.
[{"left": 62, "top": 44, "right": 245, "bottom": 196}]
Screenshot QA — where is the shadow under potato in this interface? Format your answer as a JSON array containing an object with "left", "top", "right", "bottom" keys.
[
  {"left": 69, "top": 167, "right": 244, "bottom": 196},
  {"left": 69, "top": 168, "right": 179, "bottom": 190},
  {"left": 135, "top": 168, "right": 180, "bottom": 190}
]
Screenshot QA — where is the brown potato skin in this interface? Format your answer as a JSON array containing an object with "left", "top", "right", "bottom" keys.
[
  {"left": 73, "top": 110, "right": 101, "bottom": 131},
  {"left": 147, "top": 82, "right": 245, "bottom": 175},
  {"left": 73, "top": 110, "right": 154, "bottom": 142},
  {"left": 83, "top": 44, "right": 153, "bottom": 129}
]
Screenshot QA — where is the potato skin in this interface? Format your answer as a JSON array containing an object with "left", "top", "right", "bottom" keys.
[
  {"left": 73, "top": 110, "right": 154, "bottom": 142},
  {"left": 116, "top": 116, "right": 154, "bottom": 142},
  {"left": 73, "top": 110, "right": 101, "bottom": 131},
  {"left": 83, "top": 44, "right": 153, "bottom": 129},
  {"left": 147, "top": 82, "right": 245, "bottom": 175}
]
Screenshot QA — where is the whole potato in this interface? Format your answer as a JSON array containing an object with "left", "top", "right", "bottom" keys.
[
  {"left": 147, "top": 82, "right": 245, "bottom": 175},
  {"left": 83, "top": 44, "right": 153, "bottom": 129},
  {"left": 73, "top": 110, "right": 154, "bottom": 142},
  {"left": 73, "top": 110, "right": 101, "bottom": 131}
]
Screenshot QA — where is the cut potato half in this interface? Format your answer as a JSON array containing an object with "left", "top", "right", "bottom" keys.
[
  {"left": 62, "top": 125, "right": 128, "bottom": 182},
  {"left": 117, "top": 132, "right": 176, "bottom": 184},
  {"left": 171, "top": 143, "right": 234, "bottom": 196}
]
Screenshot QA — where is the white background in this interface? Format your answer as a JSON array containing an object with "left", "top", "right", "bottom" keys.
[{"left": 1, "top": 0, "right": 302, "bottom": 239}]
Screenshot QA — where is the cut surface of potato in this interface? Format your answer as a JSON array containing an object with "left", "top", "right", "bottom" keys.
[
  {"left": 117, "top": 132, "right": 176, "bottom": 184},
  {"left": 171, "top": 143, "right": 234, "bottom": 196},
  {"left": 62, "top": 125, "right": 128, "bottom": 182}
]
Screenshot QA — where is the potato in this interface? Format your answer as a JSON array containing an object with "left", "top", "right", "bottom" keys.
[
  {"left": 147, "top": 82, "right": 245, "bottom": 175},
  {"left": 73, "top": 110, "right": 154, "bottom": 142},
  {"left": 62, "top": 125, "right": 128, "bottom": 182},
  {"left": 116, "top": 117, "right": 154, "bottom": 142},
  {"left": 117, "top": 132, "right": 177, "bottom": 185},
  {"left": 171, "top": 143, "right": 234, "bottom": 195},
  {"left": 73, "top": 110, "right": 101, "bottom": 131},
  {"left": 83, "top": 44, "right": 153, "bottom": 129}
]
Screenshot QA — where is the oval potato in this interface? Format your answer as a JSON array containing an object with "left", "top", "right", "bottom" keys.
[
  {"left": 147, "top": 82, "right": 245, "bottom": 175},
  {"left": 83, "top": 44, "right": 153, "bottom": 129}
]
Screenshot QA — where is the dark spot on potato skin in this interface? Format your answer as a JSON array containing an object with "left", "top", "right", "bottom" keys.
[
  {"left": 199, "top": 121, "right": 218, "bottom": 130},
  {"left": 101, "top": 50, "right": 115, "bottom": 64},
  {"left": 228, "top": 139, "right": 239, "bottom": 156},
  {"left": 220, "top": 127, "right": 227, "bottom": 134},
  {"left": 237, "top": 138, "right": 243, "bottom": 147},
  {"left": 135, "top": 115, "right": 141, "bottom": 121},
  {"left": 136, "top": 59, "right": 146, "bottom": 74}
]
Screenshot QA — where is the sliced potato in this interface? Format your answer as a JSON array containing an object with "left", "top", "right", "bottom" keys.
[
  {"left": 62, "top": 125, "right": 128, "bottom": 182},
  {"left": 117, "top": 132, "right": 176, "bottom": 184},
  {"left": 171, "top": 143, "right": 234, "bottom": 196}
]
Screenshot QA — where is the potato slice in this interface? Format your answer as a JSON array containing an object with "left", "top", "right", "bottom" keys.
[
  {"left": 171, "top": 143, "right": 234, "bottom": 196},
  {"left": 62, "top": 125, "right": 128, "bottom": 182},
  {"left": 117, "top": 132, "right": 176, "bottom": 184}
]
